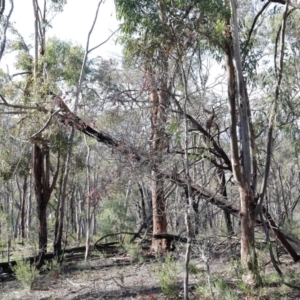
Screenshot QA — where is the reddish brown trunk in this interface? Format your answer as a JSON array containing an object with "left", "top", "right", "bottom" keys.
[
  {"left": 31, "top": 143, "right": 58, "bottom": 266},
  {"left": 151, "top": 166, "right": 169, "bottom": 252},
  {"left": 37, "top": 199, "right": 48, "bottom": 257},
  {"left": 148, "top": 70, "right": 169, "bottom": 252}
]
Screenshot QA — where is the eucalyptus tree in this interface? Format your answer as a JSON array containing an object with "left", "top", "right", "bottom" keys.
[
  {"left": 115, "top": 0, "right": 181, "bottom": 252},
  {"left": 0, "top": 0, "right": 13, "bottom": 62},
  {"left": 113, "top": 0, "right": 300, "bottom": 284},
  {"left": 0, "top": 0, "right": 87, "bottom": 264}
]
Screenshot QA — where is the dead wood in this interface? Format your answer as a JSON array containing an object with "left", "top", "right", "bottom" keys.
[
  {"left": 52, "top": 94, "right": 300, "bottom": 261},
  {"left": 0, "top": 243, "right": 120, "bottom": 274},
  {"left": 165, "top": 173, "right": 300, "bottom": 260},
  {"left": 94, "top": 232, "right": 142, "bottom": 248},
  {"left": 153, "top": 233, "right": 188, "bottom": 243}
]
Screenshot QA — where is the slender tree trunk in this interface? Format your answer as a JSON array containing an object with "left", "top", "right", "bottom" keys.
[
  {"left": 53, "top": 148, "right": 71, "bottom": 257},
  {"left": 138, "top": 182, "right": 147, "bottom": 226},
  {"left": 151, "top": 165, "right": 169, "bottom": 251},
  {"left": 84, "top": 136, "right": 91, "bottom": 260},
  {"left": 53, "top": 149, "right": 68, "bottom": 256},
  {"left": 26, "top": 176, "right": 32, "bottom": 239},
  {"left": 217, "top": 169, "right": 234, "bottom": 235},
  {"left": 223, "top": 0, "right": 259, "bottom": 283},
  {"left": 21, "top": 176, "right": 27, "bottom": 240}
]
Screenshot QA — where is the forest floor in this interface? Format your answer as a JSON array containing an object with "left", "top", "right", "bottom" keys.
[{"left": 1, "top": 241, "right": 300, "bottom": 300}]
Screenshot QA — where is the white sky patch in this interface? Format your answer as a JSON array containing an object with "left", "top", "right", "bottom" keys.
[{"left": 1, "top": 0, "right": 122, "bottom": 71}]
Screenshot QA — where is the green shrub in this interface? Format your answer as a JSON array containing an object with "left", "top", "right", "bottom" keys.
[
  {"left": 196, "top": 277, "right": 239, "bottom": 300},
  {"left": 97, "top": 194, "right": 136, "bottom": 240},
  {"left": 123, "top": 242, "right": 143, "bottom": 263},
  {"left": 188, "top": 260, "right": 200, "bottom": 274},
  {"left": 12, "top": 260, "right": 39, "bottom": 290},
  {"left": 157, "top": 255, "right": 179, "bottom": 298},
  {"left": 41, "top": 259, "right": 62, "bottom": 278}
]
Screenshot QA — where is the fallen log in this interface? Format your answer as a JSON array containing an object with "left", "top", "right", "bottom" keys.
[{"left": 0, "top": 242, "right": 120, "bottom": 274}]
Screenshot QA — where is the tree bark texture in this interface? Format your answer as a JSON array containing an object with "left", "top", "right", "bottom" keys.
[
  {"left": 149, "top": 70, "right": 170, "bottom": 252},
  {"left": 31, "top": 144, "right": 58, "bottom": 267},
  {"left": 224, "top": 0, "right": 259, "bottom": 281},
  {"left": 32, "top": 144, "right": 51, "bottom": 265}
]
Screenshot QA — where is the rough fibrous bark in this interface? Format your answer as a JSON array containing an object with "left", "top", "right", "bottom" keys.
[{"left": 31, "top": 144, "right": 59, "bottom": 267}]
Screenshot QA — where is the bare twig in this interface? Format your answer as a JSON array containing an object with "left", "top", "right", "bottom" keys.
[
  {"left": 66, "top": 278, "right": 89, "bottom": 287},
  {"left": 110, "top": 276, "right": 125, "bottom": 288},
  {"left": 30, "top": 109, "right": 61, "bottom": 139},
  {"left": 255, "top": 1, "right": 291, "bottom": 218},
  {"left": 0, "top": 0, "right": 14, "bottom": 62},
  {"left": 88, "top": 29, "right": 119, "bottom": 53},
  {"left": 0, "top": 94, "right": 46, "bottom": 111},
  {"left": 242, "top": 1, "right": 270, "bottom": 56}
]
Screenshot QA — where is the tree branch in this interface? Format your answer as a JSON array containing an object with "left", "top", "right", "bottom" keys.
[
  {"left": 30, "top": 109, "right": 62, "bottom": 139},
  {"left": 0, "top": 94, "right": 46, "bottom": 111},
  {"left": 0, "top": 0, "right": 14, "bottom": 62}
]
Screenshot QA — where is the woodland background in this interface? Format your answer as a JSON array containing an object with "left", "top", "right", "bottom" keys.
[{"left": 1, "top": 0, "right": 300, "bottom": 299}]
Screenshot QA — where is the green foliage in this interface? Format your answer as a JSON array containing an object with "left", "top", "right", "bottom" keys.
[
  {"left": 116, "top": 0, "right": 231, "bottom": 63},
  {"left": 156, "top": 254, "right": 179, "bottom": 298},
  {"left": 188, "top": 260, "right": 200, "bottom": 274},
  {"left": 41, "top": 37, "right": 86, "bottom": 87},
  {"left": 196, "top": 277, "right": 239, "bottom": 300},
  {"left": 76, "top": 260, "right": 92, "bottom": 271},
  {"left": 167, "top": 118, "right": 182, "bottom": 144},
  {"left": 214, "top": 19, "right": 226, "bottom": 37},
  {"left": 262, "top": 271, "right": 282, "bottom": 286},
  {"left": 12, "top": 260, "right": 40, "bottom": 291},
  {"left": 97, "top": 194, "right": 136, "bottom": 238},
  {"left": 50, "top": 0, "right": 67, "bottom": 12},
  {"left": 282, "top": 219, "right": 300, "bottom": 239},
  {"left": 214, "top": 278, "right": 239, "bottom": 300},
  {"left": 14, "top": 52, "right": 33, "bottom": 72},
  {"left": 123, "top": 242, "right": 143, "bottom": 263},
  {"left": 41, "top": 259, "right": 62, "bottom": 278}
]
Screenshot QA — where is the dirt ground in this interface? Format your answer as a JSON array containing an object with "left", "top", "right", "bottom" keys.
[
  {"left": 0, "top": 252, "right": 185, "bottom": 300},
  {"left": 1, "top": 246, "right": 300, "bottom": 300}
]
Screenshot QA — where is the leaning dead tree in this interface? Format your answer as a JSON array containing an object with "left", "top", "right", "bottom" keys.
[
  {"left": 51, "top": 93, "right": 300, "bottom": 262},
  {"left": 1, "top": 79, "right": 300, "bottom": 264}
]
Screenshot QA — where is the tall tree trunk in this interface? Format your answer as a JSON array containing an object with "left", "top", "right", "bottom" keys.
[
  {"left": 84, "top": 136, "right": 91, "bottom": 260},
  {"left": 32, "top": 144, "right": 50, "bottom": 266},
  {"left": 32, "top": 144, "right": 58, "bottom": 267},
  {"left": 53, "top": 149, "right": 70, "bottom": 257},
  {"left": 149, "top": 70, "right": 170, "bottom": 252},
  {"left": 239, "top": 188, "right": 257, "bottom": 274},
  {"left": 225, "top": 0, "right": 259, "bottom": 283}
]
